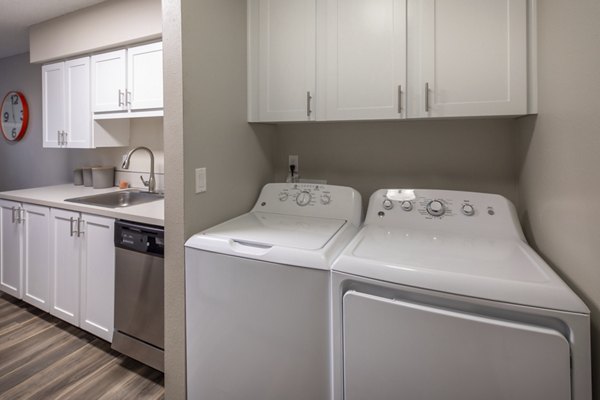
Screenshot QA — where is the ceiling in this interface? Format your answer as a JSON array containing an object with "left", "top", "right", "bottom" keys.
[{"left": 0, "top": 0, "right": 107, "bottom": 59}]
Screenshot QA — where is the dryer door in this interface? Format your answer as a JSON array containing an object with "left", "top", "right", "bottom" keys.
[{"left": 342, "top": 291, "right": 571, "bottom": 400}]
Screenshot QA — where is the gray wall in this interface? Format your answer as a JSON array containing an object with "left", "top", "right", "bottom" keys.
[
  {"left": 518, "top": 0, "right": 600, "bottom": 394},
  {"left": 0, "top": 53, "right": 71, "bottom": 191},
  {"left": 274, "top": 119, "right": 519, "bottom": 206},
  {"left": 164, "top": 0, "right": 276, "bottom": 398}
]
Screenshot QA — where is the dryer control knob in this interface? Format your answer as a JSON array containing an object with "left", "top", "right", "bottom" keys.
[
  {"left": 400, "top": 201, "right": 413, "bottom": 212},
  {"left": 296, "top": 191, "right": 312, "bottom": 206},
  {"left": 426, "top": 200, "right": 445, "bottom": 217},
  {"left": 382, "top": 199, "right": 393, "bottom": 210},
  {"left": 279, "top": 192, "right": 289, "bottom": 202},
  {"left": 320, "top": 194, "right": 331, "bottom": 205},
  {"left": 461, "top": 204, "right": 475, "bottom": 216}
]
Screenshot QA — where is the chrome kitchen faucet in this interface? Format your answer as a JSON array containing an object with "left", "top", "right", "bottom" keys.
[{"left": 122, "top": 146, "right": 157, "bottom": 193}]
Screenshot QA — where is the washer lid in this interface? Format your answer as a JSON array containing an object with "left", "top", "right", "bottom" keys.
[
  {"left": 193, "top": 211, "right": 347, "bottom": 250},
  {"left": 333, "top": 225, "right": 589, "bottom": 314}
]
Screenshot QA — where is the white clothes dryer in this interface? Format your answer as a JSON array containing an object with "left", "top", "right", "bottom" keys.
[
  {"left": 332, "top": 189, "right": 591, "bottom": 400},
  {"left": 185, "top": 183, "right": 361, "bottom": 400}
]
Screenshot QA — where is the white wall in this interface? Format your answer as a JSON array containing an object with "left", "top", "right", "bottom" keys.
[
  {"left": 0, "top": 53, "right": 71, "bottom": 191},
  {"left": 518, "top": 0, "right": 600, "bottom": 394},
  {"left": 275, "top": 119, "right": 519, "bottom": 205},
  {"left": 29, "top": 0, "right": 162, "bottom": 63}
]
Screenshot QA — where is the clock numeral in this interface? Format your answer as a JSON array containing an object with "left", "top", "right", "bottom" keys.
[
  {"left": 11, "top": 128, "right": 16, "bottom": 138},
  {"left": 3, "top": 112, "right": 7, "bottom": 122},
  {"left": 10, "top": 95, "right": 18, "bottom": 105},
  {"left": 20, "top": 109, "right": 23, "bottom": 121}
]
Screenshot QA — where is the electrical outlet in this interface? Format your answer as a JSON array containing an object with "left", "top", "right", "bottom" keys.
[
  {"left": 288, "top": 155, "right": 299, "bottom": 173},
  {"left": 195, "top": 168, "right": 207, "bottom": 194}
]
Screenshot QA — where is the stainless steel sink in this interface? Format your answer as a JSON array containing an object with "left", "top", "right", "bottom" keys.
[{"left": 65, "top": 189, "right": 164, "bottom": 209}]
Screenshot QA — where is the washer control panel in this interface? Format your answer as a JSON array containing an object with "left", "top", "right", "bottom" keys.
[
  {"left": 369, "top": 189, "right": 524, "bottom": 239},
  {"left": 252, "top": 183, "right": 363, "bottom": 226}
]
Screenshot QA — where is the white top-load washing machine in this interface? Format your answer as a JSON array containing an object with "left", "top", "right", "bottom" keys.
[
  {"left": 185, "top": 183, "right": 361, "bottom": 400},
  {"left": 332, "top": 189, "right": 591, "bottom": 400}
]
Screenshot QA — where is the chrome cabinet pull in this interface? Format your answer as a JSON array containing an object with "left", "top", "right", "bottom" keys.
[
  {"left": 306, "top": 91, "right": 312, "bottom": 118},
  {"left": 18, "top": 208, "right": 24, "bottom": 224},
  {"left": 69, "top": 217, "right": 75, "bottom": 237},
  {"left": 398, "top": 85, "right": 402, "bottom": 114},
  {"left": 62, "top": 131, "right": 68, "bottom": 146},
  {"left": 11, "top": 207, "right": 16, "bottom": 224},
  {"left": 425, "top": 82, "right": 430, "bottom": 112},
  {"left": 126, "top": 91, "right": 132, "bottom": 107},
  {"left": 77, "top": 218, "right": 84, "bottom": 237},
  {"left": 118, "top": 90, "right": 125, "bottom": 108}
]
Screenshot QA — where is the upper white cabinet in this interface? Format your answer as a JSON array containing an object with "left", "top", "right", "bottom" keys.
[
  {"left": 91, "top": 50, "right": 127, "bottom": 113},
  {"left": 92, "top": 42, "right": 163, "bottom": 117},
  {"left": 248, "top": 0, "right": 316, "bottom": 122},
  {"left": 248, "top": 0, "right": 532, "bottom": 122},
  {"left": 42, "top": 57, "right": 92, "bottom": 148},
  {"left": 324, "top": 0, "right": 407, "bottom": 120},
  {"left": 128, "top": 42, "right": 164, "bottom": 111},
  {"left": 42, "top": 56, "right": 129, "bottom": 149},
  {"left": 42, "top": 62, "right": 66, "bottom": 148},
  {"left": 407, "top": 0, "right": 527, "bottom": 118}
]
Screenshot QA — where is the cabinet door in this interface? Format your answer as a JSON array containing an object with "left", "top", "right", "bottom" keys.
[
  {"left": 22, "top": 204, "right": 50, "bottom": 311},
  {"left": 249, "top": 0, "right": 316, "bottom": 122},
  {"left": 409, "top": 0, "right": 527, "bottom": 118},
  {"left": 0, "top": 200, "right": 23, "bottom": 298},
  {"left": 49, "top": 209, "right": 81, "bottom": 325},
  {"left": 80, "top": 214, "right": 114, "bottom": 342},
  {"left": 127, "top": 42, "right": 163, "bottom": 111},
  {"left": 65, "top": 57, "right": 92, "bottom": 149},
  {"left": 91, "top": 49, "right": 127, "bottom": 113},
  {"left": 324, "top": 0, "right": 407, "bottom": 120},
  {"left": 42, "top": 62, "right": 65, "bottom": 148}
]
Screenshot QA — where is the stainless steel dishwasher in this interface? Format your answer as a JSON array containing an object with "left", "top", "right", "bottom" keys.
[{"left": 112, "top": 220, "right": 164, "bottom": 372}]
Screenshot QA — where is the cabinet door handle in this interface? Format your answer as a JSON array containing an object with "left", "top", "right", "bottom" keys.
[
  {"left": 62, "top": 131, "right": 68, "bottom": 146},
  {"left": 17, "top": 208, "right": 24, "bottom": 224},
  {"left": 398, "top": 85, "right": 402, "bottom": 114},
  {"left": 126, "top": 91, "right": 132, "bottom": 107},
  {"left": 118, "top": 90, "right": 125, "bottom": 108},
  {"left": 306, "top": 91, "right": 312, "bottom": 118},
  {"left": 57, "top": 130, "right": 62, "bottom": 146},
  {"left": 425, "top": 82, "right": 430, "bottom": 112},
  {"left": 77, "top": 218, "right": 84, "bottom": 237},
  {"left": 69, "top": 217, "right": 75, "bottom": 237},
  {"left": 11, "top": 207, "right": 16, "bottom": 224}
]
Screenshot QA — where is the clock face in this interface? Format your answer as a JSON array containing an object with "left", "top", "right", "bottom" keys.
[{"left": 1, "top": 91, "right": 28, "bottom": 142}]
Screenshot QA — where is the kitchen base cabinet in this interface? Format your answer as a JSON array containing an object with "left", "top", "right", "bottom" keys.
[
  {"left": 49, "top": 209, "right": 81, "bottom": 326},
  {"left": 22, "top": 204, "right": 51, "bottom": 311},
  {"left": 80, "top": 214, "right": 115, "bottom": 342},
  {"left": 49, "top": 209, "right": 115, "bottom": 342},
  {"left": 0, "top": 200, "right": 24, "bottom": 298}
]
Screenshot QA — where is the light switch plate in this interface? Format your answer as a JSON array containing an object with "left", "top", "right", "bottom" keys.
[{"left": 195, "top": 168, "right": 206, "bottom": 193}]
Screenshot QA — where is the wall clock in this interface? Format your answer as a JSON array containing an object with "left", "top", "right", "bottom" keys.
[{"left": 1, "top": 91, "right": 29, "bottom": 142}]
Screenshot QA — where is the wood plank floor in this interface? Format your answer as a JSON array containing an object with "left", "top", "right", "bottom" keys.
[{"left": 0, "top": 293, "right": 164, "bottom": 400}]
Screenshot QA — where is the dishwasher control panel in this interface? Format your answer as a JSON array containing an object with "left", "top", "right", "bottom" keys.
[{"left": 115, "top": 220, "right": 164, "bottom": 256}]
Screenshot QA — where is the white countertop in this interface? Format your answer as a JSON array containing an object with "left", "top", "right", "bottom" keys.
[{"left": 0, "top": 184, "right": 164, "bottom": 226}]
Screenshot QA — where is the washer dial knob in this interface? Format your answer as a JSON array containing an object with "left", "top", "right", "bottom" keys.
[
  {"left": 382, "top": 199, "right": 393, "bottom": 210},
  {"left": 461, "top": 204, "right": 475, "bottom": 216},
  {"left": 296, "top": 191, "right": 312, "bottom": 206},
  {"left": 426, "top": 200, "right": 445, "bottom": 217},
  {"left": 320, "top": 194, "right": 331, "bottom": 205},
  {"left": 400, "top": 201, "right": 413, "bottom": 212},
  {"left": 279, "top": 192, "right": 289, "bottom": 202}
]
